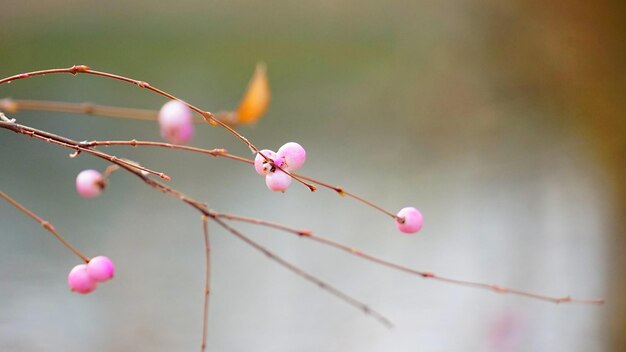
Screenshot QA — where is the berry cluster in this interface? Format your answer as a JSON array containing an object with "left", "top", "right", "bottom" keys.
[
  {"left": 67, "top": 256, "right": 115, "bottom": 294},
  {"left": 254, "top": 142, "right": 306, "bottom": 192}
]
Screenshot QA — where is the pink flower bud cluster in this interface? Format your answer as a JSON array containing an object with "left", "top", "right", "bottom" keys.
[
  {"left": 254, "top": 142, "right": 306, "bottom": 192},
  {"left": 67, "top": 256, "right": 115, "bottom": 294}
]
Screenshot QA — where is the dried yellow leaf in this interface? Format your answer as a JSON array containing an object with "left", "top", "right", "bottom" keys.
[{"left": 236, "top": 63, "right": 270, "bottom": 124}]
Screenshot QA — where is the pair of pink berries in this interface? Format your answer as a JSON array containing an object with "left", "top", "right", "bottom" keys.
[
  {"left": 254, "top": 142, "right": 306, "bottom": 192},
  {"left": 67, "top": 256, "right": 115, "bottom": 294}
]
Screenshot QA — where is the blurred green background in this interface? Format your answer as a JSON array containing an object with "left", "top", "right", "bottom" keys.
[{"left": 1, "top": 1, "right": 624, "bottom": 351}]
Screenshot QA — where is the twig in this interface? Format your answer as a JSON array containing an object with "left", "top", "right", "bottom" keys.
[
  {"left": 0, "top": 190, "right": 90, "bottom": 262},
  {"left": 212, "top": 212, "right": 605, "bottom": 305},
  {"left": 201, "top": 216, "right": 211, "bottom": 352},
  {"left": 211, "top": 217, "right": 394, "bottom": 328},
  {"left": 76, "top": 139, "right": 396, "bottom": 218},
  {"left": 0, "top": 98, "right": 238, "bottom": 125},
  {"left": 0, "top": 118, "right": 170, "bottom": 180},
  {"left": 80, "top": 139, "right": 228, "bottom": 158}
]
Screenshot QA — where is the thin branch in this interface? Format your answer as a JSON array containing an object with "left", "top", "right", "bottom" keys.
[
  {"left": 211, "top": 216, "right": 394, "bottom": 328},
  {"left": 201, "top": 216, "right": 211, "bottom": 352},
  {"left": 81, "top": 139, "right": 228, "bottom": 158},
  {"left": 0, "top": 98, "right": 239, "bottom": 125},
  {"left": 1, "top": 98, "right": 158, "bottom": 121},
  {"left": 0, "top": 118, "right": 170, "bottom": 180},
  {"left": 212, "top": 212, "right": 605, "bottom": 305},
  {"left": 76, "top": 139, "right": 396, "bottom": 219},
  {"left": 0, "top": 190, "right": 90, "bottom": 262}
]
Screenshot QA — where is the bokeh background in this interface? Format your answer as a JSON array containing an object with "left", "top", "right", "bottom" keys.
[{"left": 1, "top": 1, "right": 624, "bottom": 351}]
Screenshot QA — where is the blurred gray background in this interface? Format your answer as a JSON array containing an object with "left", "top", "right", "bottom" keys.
[{"left": 1, "top": 1, "right": 624, "bottom": 351}]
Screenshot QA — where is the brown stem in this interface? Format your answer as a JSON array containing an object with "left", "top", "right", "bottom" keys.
[
  {"left": 1, "top": 98, "right": 158, "bottom": 121},
  {"left": 0, "top": 98, "right": 238, "bottom": 125},
  {"left": 0, "top": 119, "right": 170, "bottom": 180},
  {"left": 0, "top": 190, "right": 90, "bottom": 262},
  {"left": 81, "top": 139, "right": 228, "bottom": 158},
  {"left": 201, "top": 216, "right": 211, "bottom": 352},
  {"left": 78, "top": 139, "right": 396, "bottom": 219},
  {"left": 211, "top": 217, "right": 393, "bottom": 328},
  {"left": 0, "top": 66, "right": 256, "bottom": 154},
  {"left": 213, "top": 212, "right": 605, "bottom": 305}
]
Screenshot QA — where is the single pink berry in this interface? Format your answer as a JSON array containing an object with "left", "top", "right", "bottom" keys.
[
  {"left": 265, "top": 170, "right": 292, "bottom": 192},
  {"left": 76, "top": 169, "right": 104, "bottom": 198},
  {"left": 68, "top": 264, "right": 97, "bottom": 294},
  {"left": 87, "top": 256, "right": 115, "bottom": 282},
  {"left": 254, "top": 149, "right": 278, "bottom": 175},
  {"left": 158, "top": 100, "right": 194, "bottom": 144},
  {"left": 395, "top": 207, "right": 424, "bottom": 234},
  {"left": 277, "top": 142, "right": 306, "bottom": 170}
]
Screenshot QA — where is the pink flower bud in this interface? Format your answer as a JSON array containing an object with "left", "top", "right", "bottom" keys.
[
  {"left": 277, "top": 142, "right": 306, "bottom": 170},
  {"left": 76, "top": 169, "right": 104, "bottom": 198},
  {"left": 395, "top": 207, "right": 424, "bottom": 234},
  {"left": 158, "top": 100, "right": 194, "bottom": 144},
  {"left": 87, "top": 256, "right": 115, "bottom": 282},
  {"left": 68, "top": 264, "right": 97, "bottom": 294}
]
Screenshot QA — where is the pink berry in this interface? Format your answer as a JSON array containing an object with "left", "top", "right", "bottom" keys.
[
  {"left": 265, "top": 170, "right": 292, "bottom": 192},
  {"left": 87, "top": 256, "right": 115, "bottom": 282},
  {"left": 254, "top": 149, "right": 277, "bottom": 175},
  {"left": 158, "top": 100, "right": 194, "bottom": 144},
  {"left": 68, "top": 264, "right": 97, "bottom": 294},
  {"left": 395, "top": 207, "right": 424, "bottom": 234},
  {"left": 277, "top": 142, "right": 306, "bottom": 170},
  {"left": 76, "top": 169, "right": 104, "bottom": 198}
]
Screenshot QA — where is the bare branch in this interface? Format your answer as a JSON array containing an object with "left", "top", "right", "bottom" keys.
[
  {"left": 201, "top": 216, "right": 211, "bottom": 352},
  {"left": 213, "top": 212, "right": 605, "bottom": 305},
  {"left": 0, "top": 190, "right": 90, "bottom": 262}
]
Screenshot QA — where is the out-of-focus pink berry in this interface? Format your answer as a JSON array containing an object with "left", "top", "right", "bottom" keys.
[
  {"left": 254, "top": 149, "right": 278, "bottom": 175},
  {"left": 68, "top": 264, "right": 97, "bottom": 294},
  {"left": 76, "top": 169, "right": 104, "bottom": 198},
  {"left": 158, "top": 100, "right": 194, "bottom": 144},
  {"left": 87, "top": 256, "right": 115, "bottom": 282},
  {"left": 277, "top": 142, "right": 306, "bottom": 170},
  {"left": 265, "top": 169, "right": 292, "bottom": 192},
  {"left": 395, "top": 207, "right": 423, "bottom": 234}
]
